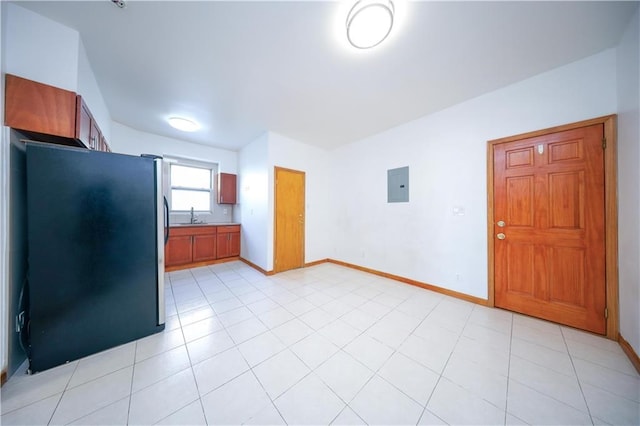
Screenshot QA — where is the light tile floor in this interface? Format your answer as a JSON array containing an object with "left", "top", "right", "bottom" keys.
[{"left": 1, "top": 261, "right": 639, "bottom": 425}]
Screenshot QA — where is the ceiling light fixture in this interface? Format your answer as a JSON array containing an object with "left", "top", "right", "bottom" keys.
[
  {"left": 346, "top": 0, "right": 395, "bottom": 49},
  {"left": 168, "top": 117, "right": 200, "bottom": 132}
]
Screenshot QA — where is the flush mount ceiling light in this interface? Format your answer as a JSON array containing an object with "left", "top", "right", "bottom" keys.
[
  {"left": 346, "top": 0, "right": 395, "bottom": 49},
  {"left": 168, "top": 117, "right": 200, "bottom": 132}
]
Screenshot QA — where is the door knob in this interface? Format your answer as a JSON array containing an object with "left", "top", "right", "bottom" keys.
[
  {"left": 497, "top": 220, "right": 505, "bottom": 227},
  {"left": 497, "top": 233, "right": 506, "bottom": 240}
]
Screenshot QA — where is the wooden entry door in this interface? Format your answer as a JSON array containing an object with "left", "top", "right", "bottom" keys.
[
  {"left": 274, "top": 167, "right": 305, "bottom": 273},
  {"left": 492, "top": 124, "right": 606, "bottom": 334}
]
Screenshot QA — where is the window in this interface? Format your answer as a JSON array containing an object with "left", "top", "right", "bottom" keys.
[{"left": 169, "top": 163, "right": 213, "bottom": 212}]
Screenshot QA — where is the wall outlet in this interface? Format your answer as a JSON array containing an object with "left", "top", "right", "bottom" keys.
[{"left": 223, "top": 208, "right": 228, "bottom": 215}]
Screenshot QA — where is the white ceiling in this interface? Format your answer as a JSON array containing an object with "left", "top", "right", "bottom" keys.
[{"left": 12, "top": 1, "right": 638, "bottom": 151}]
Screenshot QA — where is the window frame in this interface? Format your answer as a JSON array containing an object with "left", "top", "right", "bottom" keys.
[{"left": 166, "top": 158, "right": 216, "bottom": 213}]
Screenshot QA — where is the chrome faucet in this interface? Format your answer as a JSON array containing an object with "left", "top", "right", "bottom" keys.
[{"left": 190, "top": 207, "right": 204, "bottom": 224}]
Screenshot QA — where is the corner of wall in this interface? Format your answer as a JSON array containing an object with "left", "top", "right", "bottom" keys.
[
  {"left": 616, "top": 5, "right": 640, "bottom": 355},
  {"left": 77, "top": 39, "right": 112, "bottom": 141}
]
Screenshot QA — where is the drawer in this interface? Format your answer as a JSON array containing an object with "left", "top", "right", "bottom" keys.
[
  {"left": 217, "top": 225, "right": 240, "bottom": 233},
  {"left": 169, "top": 226, "right": 217, "bottom": 236}
]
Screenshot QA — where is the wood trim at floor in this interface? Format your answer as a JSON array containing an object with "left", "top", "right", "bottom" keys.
[
  {"left": 1, "top": 369, "right": 7, "bottom": 387},
  {"left": 304, "top": 259, "right": 330, "bottom": 268},
  {"left": 165, "top": 256, "right": 240, "bottom": 272},
  {"left": 240, "top": 257, "right": 275, "bottom": 276},
  {"left": 619, "top": 334, "right": 640, "bottom": 375},
  {"left": 326, "top": 259, "right": 489, "bottom": 306}
]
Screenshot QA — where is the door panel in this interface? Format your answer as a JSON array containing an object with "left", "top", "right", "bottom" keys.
[
  {"left": 506, "top": 175, "right": 534, "bottom": 226},
  {"left": 193, "top": 234, "right": 216, "bottom": 262},
  {"left": 549, "top": 171, "right": 584, "bottom": 229},
  {"left": 166, "top": 235, "right": 192, "bottom": 266},
  {"left": 504, "top": 243, "right": 535, "bottom": 296},
  {"left": 493, "top": 124, "right": 606, "bottom": 334},
  {"left": 274, "top": 167, "right": 305, "bottom": 273}
]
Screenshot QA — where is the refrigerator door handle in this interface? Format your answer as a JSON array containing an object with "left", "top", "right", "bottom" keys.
[
  {"left": 164, "top": 196, "right": 170, "bottom": 245},
  {"left": 155, "top": 158, "right": 166, "bottom": 326}
]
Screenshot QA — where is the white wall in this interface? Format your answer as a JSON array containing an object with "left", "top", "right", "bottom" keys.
[
  {"left": 236, "top": 133, "right": 270, "bottom": 270},
  {"left": 110, "top": 121, "right": 237, "bottom": 173},
  {"left": 329, "top": 49, "right": 618, "bottom": 299},
  {"left": 236, "top": 131, "right": 332, "bottom": 272},
  {"left": 4, "top": 4, "right": 111, "bottom": 140},
  {"left": 110, "top": 122, "right": 239, "bottom": 224},
  {"left": 616, "top": 8, "right": 640, "bottom": 354},
  {"left": 268, "top": 132, "right": 331, "bottom": 269},
  {"left": 4, "top": 3, "right": 78, "bottom": 91},
  {"left": 77, "top": 40, "right": 111, "bottom": 141}
]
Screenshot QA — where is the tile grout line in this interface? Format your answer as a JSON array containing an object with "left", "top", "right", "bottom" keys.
[
  {"left": 191, "top": 265, "right": 285, "bottom": 424},
  {"left": 414, "top": 296, "right": 471, "bottom": 425},
  {"left": 124, "top": 338, "right": 138, "bottom": 426},
  {"left": 504, "top": 308, "right": 515, "bottom": 425},
  {"left": 172, "top": 269, "right": 210, "bottom": 426},
  {"left": 45, "top": 360, "right": 79, "bottom": 426},
  {"left": 560, "top": 326, "right": 596, "bottom": 426}
]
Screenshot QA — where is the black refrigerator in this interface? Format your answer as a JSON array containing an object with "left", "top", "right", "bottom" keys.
[{"left": 23, "top": 142, "right": 166, "bottom": 373}]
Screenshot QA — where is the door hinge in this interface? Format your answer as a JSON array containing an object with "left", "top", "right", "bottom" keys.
[
  {"left": 602, "top": 137, "right": 607, "bottom": 149},
  {"left": 604, "top": 308, "right": 608, "bottom": 318}
]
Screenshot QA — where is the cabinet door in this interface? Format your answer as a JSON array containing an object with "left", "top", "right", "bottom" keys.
[
  {"left": 89, "top": 120, "right": 101, "bottom": 150},
  {"left": 76, "top": 97, "right": 92, "bottom": 148},
  {"left": 193, "top": 234, "right": 217, "bottom": 262},
  {"left": 165, "top": 235, "right": 192, "bottom": 266},
  {"left": 5, "top": 74, "right": 77, "bottom": 138},
  {"left": 101, "top": 136, "right": 110, "bottom": 152},
  {"left": 218, "top": 173, "right": 237, "bottom": 204},
  {"left": 216, "top": 233, "right": 230, "bottom": 258},
  {"left": 229, "top": 232, "right": 241, "bottom": 256}
]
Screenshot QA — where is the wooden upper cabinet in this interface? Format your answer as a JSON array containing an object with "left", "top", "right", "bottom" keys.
[
  {"left": 218, "top": 173, "right": 237, "bottom": 204},
  {"left": 4, "top": 74, "right": 110, "bottom": 152},
  {"left": 5, "top": 74, "right": 77, "bottom": 138},
  {"left": 76, "top": 96, "right": 92, "bottom": 148}
]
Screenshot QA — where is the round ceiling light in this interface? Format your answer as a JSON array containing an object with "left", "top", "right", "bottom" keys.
[
  {"left": 168, "top": 117, "right": 200, "bottom": 132},
  {"left": 346, "top": 0, "right": 395, "bottom": 49}
]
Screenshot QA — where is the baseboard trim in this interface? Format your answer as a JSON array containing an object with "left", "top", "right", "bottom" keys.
[
  {"left": 240, "top": 257, "right": 275, "bottom": 276},
  {"left": 1, "top": 369, "right": 7, "bottom": 387},
  {"left": 240, "top": 256, "right": 489, "bottom": 307},
  {"left": 618, "top": 333, "right": 640, "bottom": 375},
  {"left": 326, "top": 259, "right": 489, "bottom": 306},
  {"left": 305, "top": 259, "right": 330, "bottom": 268},
  {"left": 165, "top": 256, "right": 240, "bottom": 272}
]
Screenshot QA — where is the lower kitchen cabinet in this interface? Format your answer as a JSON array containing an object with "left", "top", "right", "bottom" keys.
[
  {"left": 192, "top": 234, "right": 217, "bottom": 262},
  {"left": 216, "top": 225, "right": 241, "bottom": 258},
  {"left": 165, "top": 224, "right": 240, "bottom": 269},
  {"left": 165, "top": 235, "right": 193, "bottom": 266}
]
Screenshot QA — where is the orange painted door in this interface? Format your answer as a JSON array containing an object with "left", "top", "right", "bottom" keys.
[
  {"left": 274, "top": 167, "right": 305, "bottom": 273},
  {"left": 493, "top": 124, "right": 606, "bottom": 334}
]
